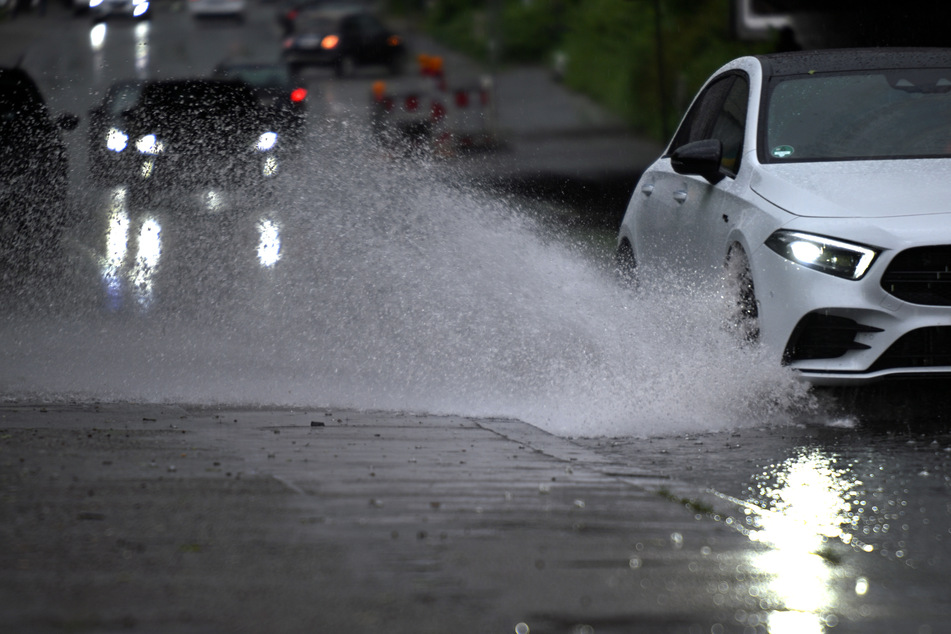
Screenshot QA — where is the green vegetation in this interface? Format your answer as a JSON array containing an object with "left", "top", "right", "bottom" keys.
[{"left": 390, "top": 0, "right": 779, "bottom": 141}]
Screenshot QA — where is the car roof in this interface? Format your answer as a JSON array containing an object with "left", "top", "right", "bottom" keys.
[{"left": 756, "top": 47, "right": 951, "bottom": 78}]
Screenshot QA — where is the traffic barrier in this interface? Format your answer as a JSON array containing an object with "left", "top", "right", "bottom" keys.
[{"left": 369, "top": 55, "right": 499, "bottom": 157}]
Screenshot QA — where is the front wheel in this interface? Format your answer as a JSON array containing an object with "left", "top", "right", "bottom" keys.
[
  {"left": 614, "top": 240, "right": 637, "bottom": 287},
  {"left": 724, "top": 245, "right": 759, "bottom": 343}
]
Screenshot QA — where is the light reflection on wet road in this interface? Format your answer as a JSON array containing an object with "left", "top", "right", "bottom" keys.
[{"left": 576, "top": 415, "right": 951, "bottom": 631}]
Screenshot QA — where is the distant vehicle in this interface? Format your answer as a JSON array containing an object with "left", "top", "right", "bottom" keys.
[
  {"left": 186, "top": 0, "right": 245, "bottom": 21},
  {"left": 281, "top": 6, "right": 407, "bottom": 78},
  {"left": 0, "top": 66, "right": 78, "bottom": 254},
  {"left": 89, "top": 0, "right": 149, "bottom": 21},
  {"left": 211, "top": 61, "right": 307, "bottom": 150},
  {"left": 87, "top": 79, "right": 145, "bottom": 184},
  {"left": 87, "top": 78, "right": 286, "bottom": 201},
  {"left": 616, "top": 48, "right": 951, "bottom": 385}
]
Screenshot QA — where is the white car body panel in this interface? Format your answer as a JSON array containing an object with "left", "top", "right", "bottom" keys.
[{"left": 751, "top": 161, "right": 951, "bottom": 219}]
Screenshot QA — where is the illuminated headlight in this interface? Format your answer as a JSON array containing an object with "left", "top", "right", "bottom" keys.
[
  {"left": 106, "top": 128, "right": 128, "bottom": 152},
  {"left": 135, "top": 134, "right": 164, "bottom": 155},
  {"left": 256, "top": 131, "right": 278, "bottom": 151},
  {"left": 132, "top": 0, "right": 149, "bottom": 16},
  {"left": 765, "top": 230, "right": 879, "bottom": 280},
  {"left": 89, "top": 0, "right": 103, "bottom": 7}
]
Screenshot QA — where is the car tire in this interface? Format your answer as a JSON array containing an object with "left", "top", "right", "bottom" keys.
[
  {"left": 724, "top": 245, "right": 759, "bottom": 343},
  {"left": 614, "top": 239, "right": 637, "bottom": 287}
]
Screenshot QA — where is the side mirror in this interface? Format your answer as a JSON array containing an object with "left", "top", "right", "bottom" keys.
[{"left": 671, "top": 139, "right": 724, "bottom": 184}]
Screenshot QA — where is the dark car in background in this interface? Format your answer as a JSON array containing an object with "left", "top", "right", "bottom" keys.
[
  {"left": 1, "top": 67, "right": 79, "bottom": 256},
  {"left": 87, "top": 78, "right": 286, "bottom": 202},
  {"left": 88, "top": 79, "right": 145, "bottom": 184},
  {"left": 89, "top": 0, "right": 150, "bottom": 21},
  {"left": 211, "top": 61, "right": 308, "bottom": 150},
  {"left": 281, "top": 6, "right": 407, "bottom": 77}
]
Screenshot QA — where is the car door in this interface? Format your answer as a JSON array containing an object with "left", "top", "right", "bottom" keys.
[
  {"left": 633, "top": 74, "right": 740, "bottom": 274},
  {"left": 678, "top": 73, "right": 750, "bottom": 279}
]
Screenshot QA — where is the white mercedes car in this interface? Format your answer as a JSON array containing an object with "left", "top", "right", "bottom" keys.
[{"left": 616, "top": 48, "right": 951, "bottom": 386}]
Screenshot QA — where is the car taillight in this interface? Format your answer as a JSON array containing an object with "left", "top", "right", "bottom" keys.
[
  {"left": 290, "top": 87, "right": 307, "bottom": 103},
  {"left": 321, "top": 35, "right": 339, "bottom": 49}
]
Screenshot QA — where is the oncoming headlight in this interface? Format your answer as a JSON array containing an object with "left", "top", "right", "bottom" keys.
[
  {"left": 106, "top": 128, "right": 128, "bottom": 152},
  {"left": 256, "top": 131, "right": 278, "bottom": 152},
  {"left": 765, "top": 230, "right": 879, "bottom": 280},
  {"left": 135, "top": 134, "right": 164, "bottom": 155}
]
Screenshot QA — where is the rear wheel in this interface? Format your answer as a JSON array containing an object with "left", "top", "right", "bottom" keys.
[{"left": 724, "top": 245, "right": 759, "bottom": 343}]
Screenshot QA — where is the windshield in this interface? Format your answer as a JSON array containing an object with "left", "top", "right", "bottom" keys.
[{"left": 762, "top": 69, "right": 951, "bottom": 162}]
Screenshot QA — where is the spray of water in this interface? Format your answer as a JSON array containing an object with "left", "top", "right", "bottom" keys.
[{"left": 0, "top": 129, "right": 816, "bottom": 437}]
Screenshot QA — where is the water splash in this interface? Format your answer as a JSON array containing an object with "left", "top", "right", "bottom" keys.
[{"left": 0, "top": 131, "right": 815, "bottom": 437}]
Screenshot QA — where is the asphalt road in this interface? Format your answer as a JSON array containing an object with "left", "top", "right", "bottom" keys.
[{"left": 0, "top": 403, "right": 764, "bottom": 634}]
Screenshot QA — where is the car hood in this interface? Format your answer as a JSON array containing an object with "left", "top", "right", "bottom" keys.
[{"left": 750, "top": 159, "right": 951, "bottom": 218}]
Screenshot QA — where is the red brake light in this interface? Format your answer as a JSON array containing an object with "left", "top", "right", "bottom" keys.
[
  {"left": 290, "top": 87, "right": 307, "bottom": 103},
  {"left": 404, "top": 95, "right": 418, "bottom": 112}
]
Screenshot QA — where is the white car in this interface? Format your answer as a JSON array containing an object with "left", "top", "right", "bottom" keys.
[
  {"left": 186, "top": 0, "right": 245, "bottom": 20},
  {"left": 616, "top": 48, "right": 951, "bottom": 386}
]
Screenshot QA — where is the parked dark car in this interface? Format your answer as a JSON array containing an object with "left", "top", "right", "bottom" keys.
[
  {"left": 281, "top": 6, "right": 407, "bottom": 77},
  {"left": 1, "top": 66, "right": 78, "bottom": 255},
  {"left": 87, "top": 78, "right": 287, "bottom": 202},
  {"left": 211, "top": 61, "right": 308, "bottom": 150}
]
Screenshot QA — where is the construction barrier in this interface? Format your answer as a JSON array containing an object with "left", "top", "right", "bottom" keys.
[{"left": 369, "top": 54, "right": 499, "bottom": 157}]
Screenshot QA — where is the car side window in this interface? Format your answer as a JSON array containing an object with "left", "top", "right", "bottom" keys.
[
  {"left": 668, "top": 72, "right": 750, "bottom": 177},
  {"left": 669, "top": 76, "right": 734, "bottom": 153},
  {"left": 710, "top": 76, "right": 749, "bottom": 176}
]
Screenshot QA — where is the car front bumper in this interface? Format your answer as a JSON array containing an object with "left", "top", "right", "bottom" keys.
[{"left": 754, "top": 241, "right": 951, "bottom": 385}]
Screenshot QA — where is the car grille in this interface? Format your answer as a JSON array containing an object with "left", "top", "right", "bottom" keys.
[
  {"left": 868, "top": 326, "right": 951, "bottom": 372},
  {"left": 783, "top": 313, "right": 880, "bottom": 362},
  {"left": 881, "top": 246, "right": 951, "bottom": 306}
]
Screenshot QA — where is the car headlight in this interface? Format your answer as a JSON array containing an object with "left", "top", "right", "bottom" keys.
[
  {"left": 106, "top": 127, "right": 128, "bottom": 152},
  {"left": 135, "top": 134, "right": 164, "bottom": 155},
  {"left": 256, "top": 131, "right": 278, "bottom": 151},
  {"left": 765, "top": 230, "right": 878, "bottom": 280}
]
